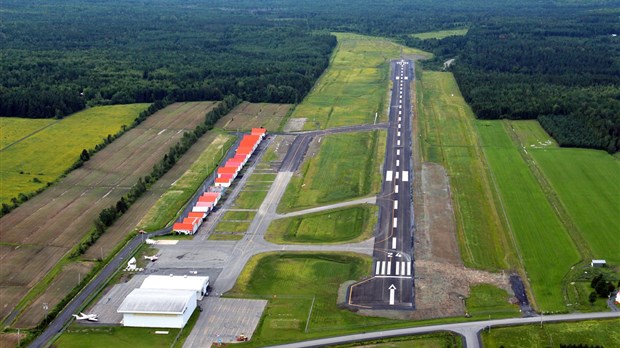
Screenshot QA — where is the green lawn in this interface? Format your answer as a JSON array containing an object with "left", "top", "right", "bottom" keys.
[
  {"left": 278, "top": 130, "right": 385, "bottom": 212},
  {"left": 227, "top": 252, "right": 401, "bottom": 346},
  {"left": 481, "top": 319, "right": 620, "bottom": 347},
  {"left": 221, "top": 210, "right": 256, "bottom": 221},
  {"left": 266, "top": 205, "right": 377, "bottom": 244},
  {"left": 137, "top": 133, "right": 235, "bottom": 231},
  {"left": 55, "top": 326, "right": 180, "bottom": 348},
  {"left": 410, "top": 28, "right": 469, "bottom": 40},
  {"left": 530, "top": 147, "right": 619, "bottom": 263},
  {"left": 0, "top": 104, "right": 149, "bottom": 204},
  {"left": 292, "top": 32, "right": 430, "bottom": 130},
  {"left": 214, "top": 221, "right": 251, "bottom": 233},
  {"left": 416, "top": 71, "right": 511, "bottom": 271},
  {"left": 477, "top": 121, "right": 580, "bottom": 312},
  {"left": 508, "top": 120, "right": 558, "bottom": 148},
  {"left": 465, "top": 285, "right": 520, "bottom": 319},
  {"left": 234, "top": 189, "right": 269, "bottom": 209}
]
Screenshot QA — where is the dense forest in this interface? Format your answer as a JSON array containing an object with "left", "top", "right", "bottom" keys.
[
  {"left": 451, "top": 11, "right": 620, "bottom": 152},
  {"left": 0, "top": 1, "right": 336, "bottom": 118},
  {"left": 1, "top": 0, "right": 619, "bottom": 151}
]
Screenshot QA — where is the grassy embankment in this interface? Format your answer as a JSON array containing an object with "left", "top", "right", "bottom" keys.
[
  {"left": 292, "top": 32, "right": 430, "bottom": 130},
  {"left": 465, "top": 285, "right": 520, "bottom": 319},
  {"left": 410, "top": 28, "right": 468, "bottom": 40},
  {"left": 266, "top": 205, "right": 378, "bottom": 244},
  {"left": 0, "top": 104, "right": 148, "bottom": 204},
  {"left": 481, "top": 319, "right": 620, "bottom": 347},
  {"left": 137, "top": 132, "right": 235, "bottom": 232},
  {"left": 332, "top": 332, "right": 463, "bottom": 348},
  {"left": 416, "top": 71, "right": 511, "bottom": 271},
  {"left": 278, "top": 130, "right": 386, "bottom": 212},
  {"left": 226, "top": 252, "right": 403, "bottom": 347}
]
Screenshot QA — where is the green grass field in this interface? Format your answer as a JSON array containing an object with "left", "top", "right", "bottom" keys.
[
  {"left": 278, "top": 130, "right": 385, "bottom": 212},
  {"left": 416, "top": 71, "right": 511, "bottom": 271},
  {"left": 0, "top": 117, "right": 55, "bottom": 149},
  {"left": 137, "top": 133, "right": 235, "bottom": 231},
  {"left": 465, "top": 285, "right": 520, "bottom": 319},
  {"left": 227, "top": 252, "right": 401, "bottom": 346},
  {"left": 481, "top": 319, "right": 620, "bottom": 347},
  {"left": 266, "top": 205, "right": 377, "bottom": 244},
  {"left": 477, "top": 121, "right": 580, "bottom": 311},
  {"left": 529, "top": 148, "right": 619, "bottom": 263},
  {"left": 0, "top": 104, "right": 149, "bottom": 204},
  {"left": 55, "top": 326, "right": 180, "bottom": 348},
  {"left": 410, "top": 28, "right": 469, "bottom": 40},
  {"left": 292, "top": 32, "right": 430, "bottom": 130}
]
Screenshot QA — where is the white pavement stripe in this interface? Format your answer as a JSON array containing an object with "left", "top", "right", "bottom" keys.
[
  {"left": 397, "top": 149, "right": 400, "bottom": 155},
  {"left": 381, "top": 261, "right": 386, "bottom": 275},
  {"left": 401, "top": 261, "right": 406, "bottom": 276},
  {"left": 395, "top": 185, "right": 399, "bottom": 193},
  {"left": 394, "top": 200, "right": 398, "bottom": 209},
  {"left": 398, "top": 117, "right": 401, "bottom": 122},
  {"left": 373, "top": 275, "right": 410, "bottom": 279},
  {"left": 395, "top": 171, "right": 399, "bottom": 180},
  {"left": 386, "top": 170, "right": 393, "bottom": 182},
  {"left": 396, "top": 159, "right": 400, "bottom": 167},
  {"left": 392, "top": 237, "right": 397, "bottom": 249},
  {"left": 387, "top": 261, "right": 391, "bottom": 275},
  {"left": 397, "top": 131, "right": 401, "bottom": 137},
  {"left": 398, "top": 124, "right": 401, "bottom": 129},
  {"left": 395, "top": 263, "right": 400, "bottom": 275},
  {"left": 397, "top": 140, "right": 401, "bottom": 146},
  {"left": 375, "top": 261, "right": 381, "bottom": 275},
  {"left": 406, "top": 262, "right": 411, "bottom": 276},
  {"left": 402, "top": 171, "right": 409, "bottom": 182},
  {"left": 393, "top": 217, "right": 398, "bottom": 228}
]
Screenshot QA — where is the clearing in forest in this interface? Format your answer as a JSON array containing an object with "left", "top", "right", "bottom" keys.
[
  {"left": 410, "top": 28, "right": 468, "bottom": 40},
  {"left": 291, "top": 32, "right": 430, "bottom": 130},
  {"left": 215, "top": 102, "right": 291, "bottom": 132}
]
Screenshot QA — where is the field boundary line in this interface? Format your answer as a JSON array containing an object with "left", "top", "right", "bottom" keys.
[{"left": 0, "top": 119, "right": 60, "bottom": 152}]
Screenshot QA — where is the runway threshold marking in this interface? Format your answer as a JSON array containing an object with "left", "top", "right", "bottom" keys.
[
  {"left": 375, "top": 261, "right": 381, "bottom": 274},
  {"left": 387, "top": 261, "right": 391, "bottom": 275},
  {"left": 386, "top": 170, "right": 393, "bottom": 182}
]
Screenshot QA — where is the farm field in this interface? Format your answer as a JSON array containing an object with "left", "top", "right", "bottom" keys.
[
  {"left": 416, "top": 71, "right": 510, "bottom": 271},
  {"left": 215, "top": 102, "right": 291, "bottom": 132},
  {"left": 54, "top": 326, "right": 181, "bottom": 348},
  {"left": 410, "top": 28, "right": 468, "bottom": 39},
  {"left": 465, "top": 285, "right": 520, "bottom": 319},
  {"left": 529, "top": 148, "right": 619, "bottom": 263},
  {"left": 226, "top": 252, "right": 401, "bottom": 346},
  {"left": 477, "top": 120, "right": 580, "bottom": 312},
  {"left": 481, "top": 319, "right": 620, "bottom": 347},
  {"left": 266, "top": 205, "right": 377, "bottom": 244},
  {"left": 292, "top": 33, "right": 430, "bottom": 130},
  {"left": 0, "top": 104, "right": 148, "bottom": 204},
  {"left": 0, "top": 102, "right": 216, "bottom": 325},
  {"left": 278, "top": 130, "right": 385, "bottom": 212},
  {"left": 135, "top": 132, "right": 235, "bottom": 232}
]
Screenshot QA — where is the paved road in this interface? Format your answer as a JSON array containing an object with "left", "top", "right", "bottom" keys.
[
  {"left": 348, "top": 59, "right": 415, "bottom": 310},
  {"left": 267, "top": 312, "right": 620, "bottom": 348},
  {"left": 275, "top": 196, "right": 376, "bottom": 219}
]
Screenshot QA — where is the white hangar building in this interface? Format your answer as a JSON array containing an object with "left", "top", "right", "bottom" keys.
[
  {"left": 117, "top": 288, "right": 196, "bottom": 328},
  {"left": 140, "top": 275, "right": 210, "bottom": 300}
]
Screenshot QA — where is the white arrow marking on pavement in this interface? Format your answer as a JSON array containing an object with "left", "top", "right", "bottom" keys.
[{"left": 389, "top": 284, "right": 396, "bottom": 305}]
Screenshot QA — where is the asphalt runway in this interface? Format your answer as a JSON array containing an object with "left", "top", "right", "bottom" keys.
[{"left": 348, "top": 59, "right": 415, "bottom": 310}]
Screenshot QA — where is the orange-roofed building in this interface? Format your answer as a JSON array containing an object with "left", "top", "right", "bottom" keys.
[
  {"left": 188, "top": 212, "right": 205, "bottom": 220},
  {"left": 214, "top": 176, "right": 233, "bottom": 188},
  {"left": 217, "top": 166, "right": 238, "bottom": 177},
  {"left": 251, "top": 128, "right": 266, "bottom": 138},
  {"left": 236, "top": 146, "right": 253, "bottom": 156},
  {"left": 173, "top": 223, "right": 195, "bottom": 235}
]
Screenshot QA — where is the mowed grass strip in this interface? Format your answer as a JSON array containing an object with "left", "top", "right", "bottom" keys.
[
  {"left": 416, "top": 71, "right": 510, "bottom": 271},
  {"left": 266, "top": 205, "right": 377, "bottom": 244},
  {"left": 465, "top": 285, "right": 520, "bottom": 319},
  {"left": 227, "top": 252, "right": 399, "bottom": 346},
  {"left": 293, "top": 32, "right": 430, "bottom": 130},
  {"left": 0, "top": 104, "right": 148, "bottom": 204},
  {"left": 530, "top": 147, "right": 620, "bottom": 263},
  {"left": 477, "top": 121, "right": 580, "bottom": 312},
  {"left": 410, "top": 28, "right": 468, "bottom": 40},
  {"left": 278, "top": 130, "right": 385, "bottom": 212},
  {"left": 136, "top": 133, "right": 235, "bottom": 231},
  {"left": 481, "top": 319, "right": 620, "bottom": 348},
  {"left": 331, "top": 332, "right": 463, "bottom": 348},
  {"left": 54, "top": 326, "right": 180, "bottom": 348}
]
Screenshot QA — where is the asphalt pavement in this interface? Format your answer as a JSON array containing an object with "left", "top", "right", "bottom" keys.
[{"left": 347, "top": 59, "right": 415, "bottom": 310}]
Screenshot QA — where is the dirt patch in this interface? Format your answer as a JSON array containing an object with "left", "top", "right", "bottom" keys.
[
  {"left": 283, "top": 118, "right": 306, "bottom": 132},
  {"left": 0, "top": 333, "right": 25, "bottom": 347}
]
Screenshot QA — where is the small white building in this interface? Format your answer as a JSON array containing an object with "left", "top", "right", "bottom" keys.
[
  {"left": 591, "top": 259, "right": 607, "bottom": 267},
  {"left": 140, "top": 275, "right": 210, "bottom": 300},
  {"left": 117, "top": 288, "right": 196, "bottom": 328},
  {"left": 615, "top": 291, "right": 620, "bottom": 305}
]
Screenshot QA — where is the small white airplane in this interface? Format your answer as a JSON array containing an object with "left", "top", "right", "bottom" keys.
[
  {"left": 144, "top": 254, "right": 159, "bottom": 261},
  {"left": 73, "top": 312, "right": 98, "bottom": 322}
]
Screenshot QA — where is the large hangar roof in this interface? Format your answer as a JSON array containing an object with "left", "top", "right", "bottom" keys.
[
  {"left": 140, "top": 275, "right": 209, "bottom": 292},
  {"left": 117, "top": 288, "right": 195, "bottom": 314}
]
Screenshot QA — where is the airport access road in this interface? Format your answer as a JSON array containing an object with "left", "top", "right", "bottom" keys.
[
  {"left": 347, "top": 59, "right": 415, "bottom": 310},
  {"left": 266, "top": 311, "right": 620, "bottom": 348}
]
